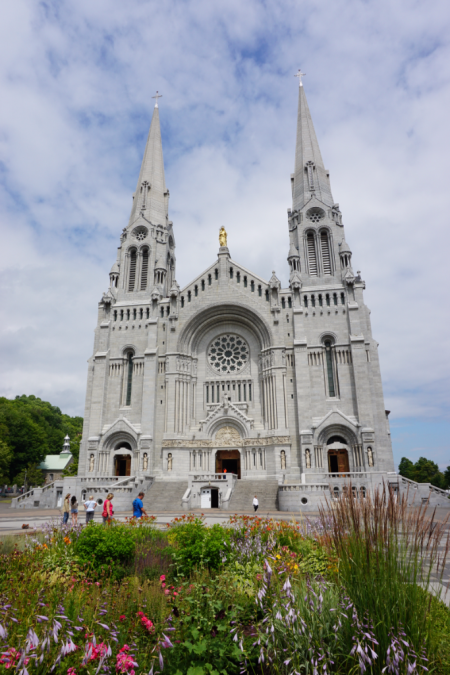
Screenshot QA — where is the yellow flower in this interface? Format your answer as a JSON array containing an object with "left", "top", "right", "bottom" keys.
[{"left": 276, "top": 554, "right": 281, "bottom": 560}]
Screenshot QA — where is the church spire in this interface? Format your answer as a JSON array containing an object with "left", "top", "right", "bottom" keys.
[
  {"left": 129, "top": 94, "right": 169, "bottom": 226},
  {"left": 292, "top": 75, "right": 334, "bottom": 212}
]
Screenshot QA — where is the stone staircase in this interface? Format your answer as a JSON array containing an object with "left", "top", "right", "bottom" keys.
[
  {"left": 228, "top": 480, "right": 279, "bottom": 512},
  {"left": 144, "top": 481, "right": 189, "bottom": 512}
]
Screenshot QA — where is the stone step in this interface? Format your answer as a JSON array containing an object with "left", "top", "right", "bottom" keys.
[
  {"left": 144, "top": 481, "right": 188, "bottom": 512},
  {"left": 229, "top": 480, "right": 279, "bottom": 512}
]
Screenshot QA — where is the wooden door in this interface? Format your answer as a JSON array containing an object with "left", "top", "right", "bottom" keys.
[{"left": 337, "top": 450, "right": 349, "bottom": 473}]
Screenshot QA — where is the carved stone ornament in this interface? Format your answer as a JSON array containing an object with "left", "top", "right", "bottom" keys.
[
  {"left": 101, "top": 289, "right": 115, "bottom": 306},
  {"left": 344, "top": 268, "right": 355, "bottom": 285},
  {"left": 161, "top": 435, "right": 291, "bottom": 448},
  {"left": 289, "top": 270, "right": 303, "bottom": 290},
  {"left": 215, "top": 426, "right": 242, "bottom": 447}
]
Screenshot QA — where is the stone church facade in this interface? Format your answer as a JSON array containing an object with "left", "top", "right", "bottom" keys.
[
  {"left": 74, "top": 78, "right": 397, "bottom": 509},
  {"left": 21, "top": 80, "right": 450, "bottom": 513}
]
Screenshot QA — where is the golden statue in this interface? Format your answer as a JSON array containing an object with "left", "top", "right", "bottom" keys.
[{"left": 219, "top": 226, "right": 227, "bottom": 247}]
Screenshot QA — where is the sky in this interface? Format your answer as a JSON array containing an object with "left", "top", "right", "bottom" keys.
[{"left": 0, "top": 0, "right": 449, "bottom": 470}]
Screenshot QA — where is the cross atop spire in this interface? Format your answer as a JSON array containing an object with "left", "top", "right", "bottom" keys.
[
  {"left": 152, "top": 91, "right": 162, "bottom": 108},
  {"left": 294, "top": 69, "right": 306, "bottom": 87}
]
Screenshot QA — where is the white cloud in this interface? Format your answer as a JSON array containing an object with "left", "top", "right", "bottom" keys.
[{"left": 0, "top": 0, "right": 449, "bottom": 462}]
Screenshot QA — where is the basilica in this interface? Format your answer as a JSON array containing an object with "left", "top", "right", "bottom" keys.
[{"left": 21, "top": 78, "right": 446, "bottom": 514}]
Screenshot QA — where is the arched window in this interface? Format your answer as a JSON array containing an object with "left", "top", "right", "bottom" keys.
[
  {"left": 128, "top": 249, "right": 137, "bottom": 291},
  {"left": 288, "top": 296, "right": 292, "bottom": 308},
  {"left": 320, "top": 231, "right": 332, "bottom": 274},
  {"left": 281, "top": 297, "right": 286, "bottom": 309},
  {"left": 306, "top": 232, "right": 318, "bottom": 275},
  {"left": 251, "top": 280, "right": 255, "bottom": 292},
  {"left": 140, "top": 248, "right": 149, "bottom": 290},
  {"left": 201, "top": 279, "right": 205, "bottom": 291},
  {"left": 125, "top": 352, "right": 133, "bottom": 406},
  {"left": 208, "top": 274, "right": 212, "bottom": 285},
  {"left": 324, "top": 340, "right": 336, "bottom": 397}
]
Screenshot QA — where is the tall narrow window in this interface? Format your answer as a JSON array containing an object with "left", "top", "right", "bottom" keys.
[
  {"left": 251, "top": 280, "right": 255, "bottom": 292},
  {"left": 341, "top": 292, "right": 345, "bottom": 305},
  {"left": 258, "top": 285, "right": 262, "bottom": 297},
  {"left": 249, "top": 383, "right": 252, "bottom": 401},
  {"left": 244, "top": 276, "right": 247, "bottom": 287},
  {"left": 201, "top": 279, "right": 205, "bottom": 291},
  {"left": 304, "top": 295, "right": 308, "bottom": 307},
  {"left": 208, "top": 274, "right": 212, "bottom": 285},
  {"left": 324, "top": 341, "right": 336, "bottom": 398},
  {"left": 265, "top": 289, "right": 269, "bottom": 301},
  {"left": 236, "top": 272, "right": 240, "bottom": 283},
  {"left": 206, "top": 386, "right": 209, "bottom": 403},
  {"left": 140, "top": 248, "right": 149, "bottom": 290},
  {"left": 229, "top": 267, "right": 234, "bottom": 279},
  {"left": 306, "top": 233, "right": 318, "bottom": 275},
  {"left": 282, "top": 297, "right": 286, "bottom": 309},
  {"left": 146, "top": 307, "right": 150, "bottom": 318},
  {"left": 288, "top": 296, "right": 292, "bottom": 308},
  {"left": 125, "top": 352, "right": 133, "bottom": 405},
  {"left": 128, "top": 249, "right": 137, "bottom": 291},
  {"left": 215, "top": 268, "right": 218, "bottom": 280},
  {"left": 114, "top": 310, "right": 117, "bottom": 321},
  {"left": 320, "top": 231, "right": 332, "bottom": 274}
]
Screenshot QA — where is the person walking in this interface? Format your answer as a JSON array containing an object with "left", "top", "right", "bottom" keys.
[
  {"left": 132, "top": 492, "right": 148, "bottom": 519},
  {"left": 253, "top": 495, "right": 259, "bottom": 512},
  {"left": 62, "top": 493, "right": 71, "bottom": 525},
  {"left": 102, "top": 493, "right": 114, "bottom": 525},
  {"left": 84, "top": 495, "right": 98, "bottom": 524},
  {"left": 70, "top": 495, "right": 79, "bottom": 525}
]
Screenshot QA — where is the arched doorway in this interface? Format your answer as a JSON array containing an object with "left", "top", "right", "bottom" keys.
[
  {"left": 215, "top": 450, "right": 241, "bottom": 478},
  {"left": 327, "top": 436, "right": 350, "bottom": 474},
  {"left": 114, "top": 454, "right": 131, "bottom": 477}
]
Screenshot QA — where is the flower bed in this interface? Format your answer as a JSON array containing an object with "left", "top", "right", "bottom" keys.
[{"left": 0, "top": 489, "right": 449, "bottom": 674}]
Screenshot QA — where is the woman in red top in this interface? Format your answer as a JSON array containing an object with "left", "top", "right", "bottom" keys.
[{"left": 102, "top": 493, "right": 114, "bottom": 525}]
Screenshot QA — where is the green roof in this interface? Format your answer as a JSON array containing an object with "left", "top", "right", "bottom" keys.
[{"left": 38, "top": 453, "right": 73, "bottom": 471}]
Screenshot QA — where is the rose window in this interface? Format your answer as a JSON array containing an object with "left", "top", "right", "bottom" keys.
[
  {"left": 208, "top": 334, "right": 249, "bottom": 374},
  {"left": 132, "top": 226, "right": 148, "bottom": 241},
  {"left": 306, "top": 207, "right": 325, "bottom": 223}
]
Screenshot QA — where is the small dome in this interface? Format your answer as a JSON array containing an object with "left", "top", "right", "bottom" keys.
[
  {"left": 339, "top": 240, "right": 352, "bottom": 254},
  {"left": 110, "top": 261, "right": 120, "bottom": 275}
]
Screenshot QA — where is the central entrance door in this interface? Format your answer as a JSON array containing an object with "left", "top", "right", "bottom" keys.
[
  {"left": 215, "top": 450, "right": 241, "bottom": 478},
  {"left": 114, "top": 454, "right": 131, "bottom": 477},
  {"left": 328, "top": 449, "right": 350, "bottom": 474}
]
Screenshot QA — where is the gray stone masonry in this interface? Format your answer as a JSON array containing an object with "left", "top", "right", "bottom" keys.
[{"left": 12, "top": 80, "right": 448, "bottom": 514}]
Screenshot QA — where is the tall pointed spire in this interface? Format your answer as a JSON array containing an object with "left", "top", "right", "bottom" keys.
[
  {"left": 129, "top": 97, "right": 168, "bottom": 226},
  {"left": 292, "top": 80, "right": 334, "bottom": 212}
]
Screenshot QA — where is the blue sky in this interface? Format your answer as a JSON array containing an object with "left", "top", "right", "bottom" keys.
[{"left": 0, "top": 0, "right": 449, "bottom": 469}]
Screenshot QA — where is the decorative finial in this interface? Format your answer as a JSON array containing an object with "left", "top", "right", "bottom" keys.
[
  {"left": 152, "top": 91, "right": 163, "bottom": 107},
  {"left": 219, "top": 226, "right": 227, "bottom": 247},
  {"left": 295, "top": 69, "right": 306, "bottom": 87}
]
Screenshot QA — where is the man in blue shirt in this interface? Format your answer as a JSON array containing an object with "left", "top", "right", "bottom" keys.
[{"left": 132, "top": 492, "right": 148, "bottom": 519}]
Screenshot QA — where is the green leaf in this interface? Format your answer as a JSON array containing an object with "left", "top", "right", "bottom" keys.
[{"left": 187, "top": 667, "right": 205, "bottom": 675}]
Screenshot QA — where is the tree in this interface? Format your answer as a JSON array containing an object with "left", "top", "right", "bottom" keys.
[
  {"left": 398, "top": 457, "right": 414, "bottom": 480},
  {"left": 14, "top": 464, "right": 45, "bottom": 489},
  {"left": 0, "top": 395, "right": 83, "bottom": 481},
  {"left": 398, "top": 456, "right": 446, "bottom": 490},
  {"left": 0, "top": 440, "right": 12, "bottom": 484},
  {"left": 443, "top": 466, "right": 450, "bottom": 490}
]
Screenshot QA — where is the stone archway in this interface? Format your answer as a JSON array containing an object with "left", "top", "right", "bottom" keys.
[{"left": 214, "top": 426, "right": 242, "bottom": 478}]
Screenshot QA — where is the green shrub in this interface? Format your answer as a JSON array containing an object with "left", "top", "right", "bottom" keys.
[
  {"left": 74, "top": 523, "right": 135, "bottom": 577},
  {"left": 169, "top": 519, "right": 231, "bottom": 577}
]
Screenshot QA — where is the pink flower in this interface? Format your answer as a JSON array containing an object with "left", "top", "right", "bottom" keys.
[
  {"left": 164, "top": 589, "right": 170, "bottom": 595},
  {"left": 161, "top": 583, "right": 166, "bottom": 588},
  {"left": 67, "top": 668, "right": 77, "bottom": 675},
  {"left": 159, "top": 575, "right": 166, "bottom": 581},
  {"left": 119, "top": 615, "right": 126, "bottom": 622},
  {"left": 116, "top": 644, "right": 138, "bottom": 674}
]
